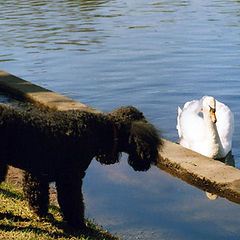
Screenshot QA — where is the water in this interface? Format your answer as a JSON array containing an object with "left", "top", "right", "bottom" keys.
[{"left": 1, "top": 0, "right": 240, "bottom": 239}]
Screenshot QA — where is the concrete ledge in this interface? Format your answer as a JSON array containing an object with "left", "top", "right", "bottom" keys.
[
  {"left": 0, "top": 70, "right": 100, "bottom": 113},
  {"left": 158, "top": 139, "right": 240, "bottom": 204},
  {"left": 1, "top": 69, "right": 240, "bottom": 204}
]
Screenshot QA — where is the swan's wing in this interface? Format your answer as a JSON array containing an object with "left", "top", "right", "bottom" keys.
[
  {"left": 176, "top": 107, "right": 183, "bottom": 138},
  {"left": 177, "top": 100, "right": 205, "bottom": 149},
  {"left": 215, "top": 100, "right": 234, "bottom": 154},
  {"left": 176, "top": 100, "right": 199, "bottom": 139}
]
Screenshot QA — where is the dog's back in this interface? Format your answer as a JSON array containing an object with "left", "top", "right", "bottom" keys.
[{"left": 0, "top": 104, "right": 98, "bottom": 174}]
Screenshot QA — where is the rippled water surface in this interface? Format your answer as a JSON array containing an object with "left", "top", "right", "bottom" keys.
[{"left": 1, "top": 0, "right": 240, "bottom": 239}]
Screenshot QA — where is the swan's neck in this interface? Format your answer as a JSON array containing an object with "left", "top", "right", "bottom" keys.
[{"left": 203, "top": 111, "right": 225, "bottom": 159}]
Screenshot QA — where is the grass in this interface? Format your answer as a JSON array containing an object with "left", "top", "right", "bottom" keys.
[{"left": 0, "top": 182, "right": 120, "bottom": 240}]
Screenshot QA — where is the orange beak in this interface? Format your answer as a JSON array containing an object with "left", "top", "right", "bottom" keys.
[{"left": 210, "top": 108, "right": 217, "bottom": 123}]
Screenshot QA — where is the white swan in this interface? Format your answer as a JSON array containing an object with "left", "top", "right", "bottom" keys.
[{"left": 177, "top": 96, "right": 234, "bottom": 159}]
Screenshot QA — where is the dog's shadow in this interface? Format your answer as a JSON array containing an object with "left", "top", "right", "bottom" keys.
[
  {"left": 0, "top": 188, "right": 67, "bottom": 238},
  {"left": 0, "top": 210, "right": 114, "bottom": 239},
  {"left": 0, "top": 187, "right": 117, "bottom": 239},
  {"left": 0, "top": 187, "right": 25, "bottom": 201},
  {"left": 0, "top": 214, "right": 65, "bottom": 238},
  {"left": 0, "top": 211, "right": 65, "bottom": 238}
]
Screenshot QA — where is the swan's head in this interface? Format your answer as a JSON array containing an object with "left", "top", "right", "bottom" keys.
[{"left": 202, "top": 96, "right": 217, "bottom": 123}]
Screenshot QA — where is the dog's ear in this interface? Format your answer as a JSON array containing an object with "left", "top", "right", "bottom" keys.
[{"left": 127, "top": 121, "right": 161, "bottom": 171}]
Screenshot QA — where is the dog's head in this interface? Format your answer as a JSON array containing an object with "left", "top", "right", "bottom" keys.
[{"left": 109, "top": 106, "right": 162, "bottom": 171}]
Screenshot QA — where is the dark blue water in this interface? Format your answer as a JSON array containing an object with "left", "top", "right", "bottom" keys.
[{"left": 1, "top": 0, "right": 240, "bottom": 239}]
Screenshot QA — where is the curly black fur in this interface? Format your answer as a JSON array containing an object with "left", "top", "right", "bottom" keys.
[{"left": 0, "top": 104, "right": 161, "bottom": 228}]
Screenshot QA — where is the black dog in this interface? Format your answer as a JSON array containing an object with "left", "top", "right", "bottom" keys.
[{"left": 0, "top": 104, "right": 161, "bottom": 228}]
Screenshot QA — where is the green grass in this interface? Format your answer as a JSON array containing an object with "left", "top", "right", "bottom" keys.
[{"left": 0, "top": 182, "right": 120, "bottom": 240}]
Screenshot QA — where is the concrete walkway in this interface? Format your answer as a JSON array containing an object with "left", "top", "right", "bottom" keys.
[{"left": 0, "top": 69, "right": 240, "bottom": 204}]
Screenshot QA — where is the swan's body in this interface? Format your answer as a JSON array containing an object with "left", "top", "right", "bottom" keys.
[{"left": 177, "top": 96, "right": 234, "bottom": 159}]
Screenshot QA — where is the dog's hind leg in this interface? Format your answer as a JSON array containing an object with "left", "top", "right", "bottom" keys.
[
  {"left": 23, "top": 172, "right": 49, "bottom": 217},
  {"left": 56, "top": 172, "right": 85, "bottom": 229},
  {"left": 0, "top": 163, "right": 8, "bottom": 183}
]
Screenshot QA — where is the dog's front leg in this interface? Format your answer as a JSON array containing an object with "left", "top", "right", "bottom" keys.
[{"left": 56, "top": 172, "right": 85, "bottom": 229}]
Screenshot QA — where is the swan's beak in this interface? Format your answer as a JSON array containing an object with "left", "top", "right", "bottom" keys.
[{"left": 210, "top": 108, "right": 217, "bottom": 123}]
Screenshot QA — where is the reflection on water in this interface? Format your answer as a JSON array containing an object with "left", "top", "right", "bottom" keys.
[
  {"left": 85, "top": 158, "right": 240, "bottom": 240},
  {"left": 206, "top": 152, "right": 235, "bottom": 201},
  {"left": 223, "top": 151, "right": 235, "bottom": 167},
  {"left": 1, "top": 0, "right": 119, "bottom": 52},
  {"left": 1, "top": 0, "right": 240, "bottom": 239}
]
